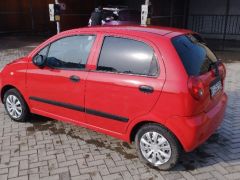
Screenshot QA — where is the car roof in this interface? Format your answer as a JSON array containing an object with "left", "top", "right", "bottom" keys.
[{"left": 67, "top": 25, "right": 192, "bottom": 38}]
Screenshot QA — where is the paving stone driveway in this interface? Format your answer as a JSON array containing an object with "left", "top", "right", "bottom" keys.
[{"left": 0, "top": 41, "right": 240, "bottom": 180}]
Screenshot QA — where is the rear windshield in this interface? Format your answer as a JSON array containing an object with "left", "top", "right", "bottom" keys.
[{"left": 172, "top": 34, "right": 218, "bottom": 76}]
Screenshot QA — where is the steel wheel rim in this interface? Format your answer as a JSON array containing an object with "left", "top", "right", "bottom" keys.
[
  {"left": 6, "top": 95, "right": 22, "bottom": 119},
  {"left": 140, "top": 131, "right": 171, "bottom": 166}
]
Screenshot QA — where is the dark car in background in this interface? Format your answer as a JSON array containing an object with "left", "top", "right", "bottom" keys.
[{"left": 102, "top": 6, "right": 141, "bottom": 25}]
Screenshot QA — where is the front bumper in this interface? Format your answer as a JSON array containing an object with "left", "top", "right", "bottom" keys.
[{"left": 166, "top": 93, "right": 228, "bottom": 152}]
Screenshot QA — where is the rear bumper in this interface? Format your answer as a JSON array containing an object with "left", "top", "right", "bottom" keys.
[{"left": 166, "top": 93, "right": 228, "bottom": 152}]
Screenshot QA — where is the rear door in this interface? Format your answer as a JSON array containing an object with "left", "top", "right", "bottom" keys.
[{"left": 85, "top": 35, "right": 165, "bottom": 134}]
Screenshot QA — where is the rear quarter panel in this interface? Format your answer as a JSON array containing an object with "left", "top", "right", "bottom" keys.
[{"left": 145, "top": 36, "right": 190, "bottom": 119}]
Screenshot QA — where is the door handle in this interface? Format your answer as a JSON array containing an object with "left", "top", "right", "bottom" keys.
[
  {"left": 69, "top": 75, "right": 80, "bottom": 82},
  {"left": 139, "top": 85, "right": 154, "bottom": 94}
]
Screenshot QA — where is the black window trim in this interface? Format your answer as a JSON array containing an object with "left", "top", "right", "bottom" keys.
[
  {"left": 32, "top": 34, "right": 96, "bottom": 71},
  {"left": 33, "top": 44, "right": 50, "bottom": 61},
  {"left": 94, "top": 35, "right": 160, "bottom": 78}
]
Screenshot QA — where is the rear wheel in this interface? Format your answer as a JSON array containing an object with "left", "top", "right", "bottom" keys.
[
  {"left": 3, "top": 89, "right": 29, "bottom": 122},
  {"left": 135, "top": 124, "right": 181, "bottom": 170}
]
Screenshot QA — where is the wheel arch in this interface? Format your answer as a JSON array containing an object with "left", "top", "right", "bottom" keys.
[
  {"left": 129, "top": 120, "right": 184, "bottom": 151},
  {"left": 1, "top": 85, "right": 25, "bottom": 103}
]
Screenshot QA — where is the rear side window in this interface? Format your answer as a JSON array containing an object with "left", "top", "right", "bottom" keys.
[
  {"left": 97, "top": 37, "right": 158, "bottom": 76},
  {"left": 172, "top": 34, "right": 217, "bottom": 76}
]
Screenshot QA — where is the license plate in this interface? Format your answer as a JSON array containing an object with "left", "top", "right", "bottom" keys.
[{"left": 210, "top": 78, "right": 222, "bottom": 97}]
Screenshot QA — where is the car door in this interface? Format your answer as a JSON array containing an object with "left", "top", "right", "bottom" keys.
[
  {"left": 85, "top": 35, "right": 165, "bottom": 134},
  {"left": 26, "top": 35, "right": 96, "bottom": 123}
]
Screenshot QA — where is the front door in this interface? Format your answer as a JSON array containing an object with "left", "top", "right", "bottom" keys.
[
  {"left": 26, "top": 35, "right": 96, "bottom": 123},
  {"left": 85, "top": 36, "right": 165, "bottom": 134}
]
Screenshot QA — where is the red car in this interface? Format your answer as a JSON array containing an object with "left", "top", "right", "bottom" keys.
[{"left": 0, "top": 26, "right": 227, "bottom": 170}]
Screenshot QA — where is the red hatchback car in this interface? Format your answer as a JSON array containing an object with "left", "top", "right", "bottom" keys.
[{"left": 0, "top": 26, "right": 227, "bottom": 170}]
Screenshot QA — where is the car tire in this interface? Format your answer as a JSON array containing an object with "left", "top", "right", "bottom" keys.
[
  {"left": 135, "top": 123, "right": 181, "bottom": 170},
  {"left": 3, "top": 88, "right": 29, "bottom": 122}
]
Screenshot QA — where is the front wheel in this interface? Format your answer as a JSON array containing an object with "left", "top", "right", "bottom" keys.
[
  {"left": 135, "top": 124, "right": 181, "bottom": 170},
  {"left": 3, "top": 88, "right": 29, "bottom": 122}
]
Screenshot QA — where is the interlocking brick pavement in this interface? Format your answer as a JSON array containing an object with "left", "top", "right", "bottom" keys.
[{"left": 0, "top": 38, "right": 240, "bottom": 180}]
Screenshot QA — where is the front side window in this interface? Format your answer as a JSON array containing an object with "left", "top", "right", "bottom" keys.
[
  {"left": 46, "top": 35, "right": 95, "bottom": 69},
  {"left": 97, "top": 37, "right": 158, "bottom": 76}
]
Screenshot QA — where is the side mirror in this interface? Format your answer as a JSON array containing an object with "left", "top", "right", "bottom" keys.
[{"left": 33, "top": 55, "right": 46, "bottom": 67}]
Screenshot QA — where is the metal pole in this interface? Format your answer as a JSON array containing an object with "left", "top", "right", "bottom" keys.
[
  {"left": 55, "top": 0, "right": 60, "bottom": 34},
  {"left": 145, "top": 0, "right": 152, "bottom": 25}
]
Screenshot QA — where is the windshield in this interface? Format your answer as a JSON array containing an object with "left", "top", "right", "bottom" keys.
[{"left": 172, "top": 34, "right": 218, "bottom": 76}]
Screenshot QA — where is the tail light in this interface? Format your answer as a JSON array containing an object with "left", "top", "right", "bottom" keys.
[{"left": 188, "top": 76, "right": 205, "bottom": 100}]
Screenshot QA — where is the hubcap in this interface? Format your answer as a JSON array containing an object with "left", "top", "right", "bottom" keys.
[
  {"left": 140, "top": 132, "right": 171, "bottom": 166},
  {"left": 6, "top": 95, "right": 22, "bottom": 119}
]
